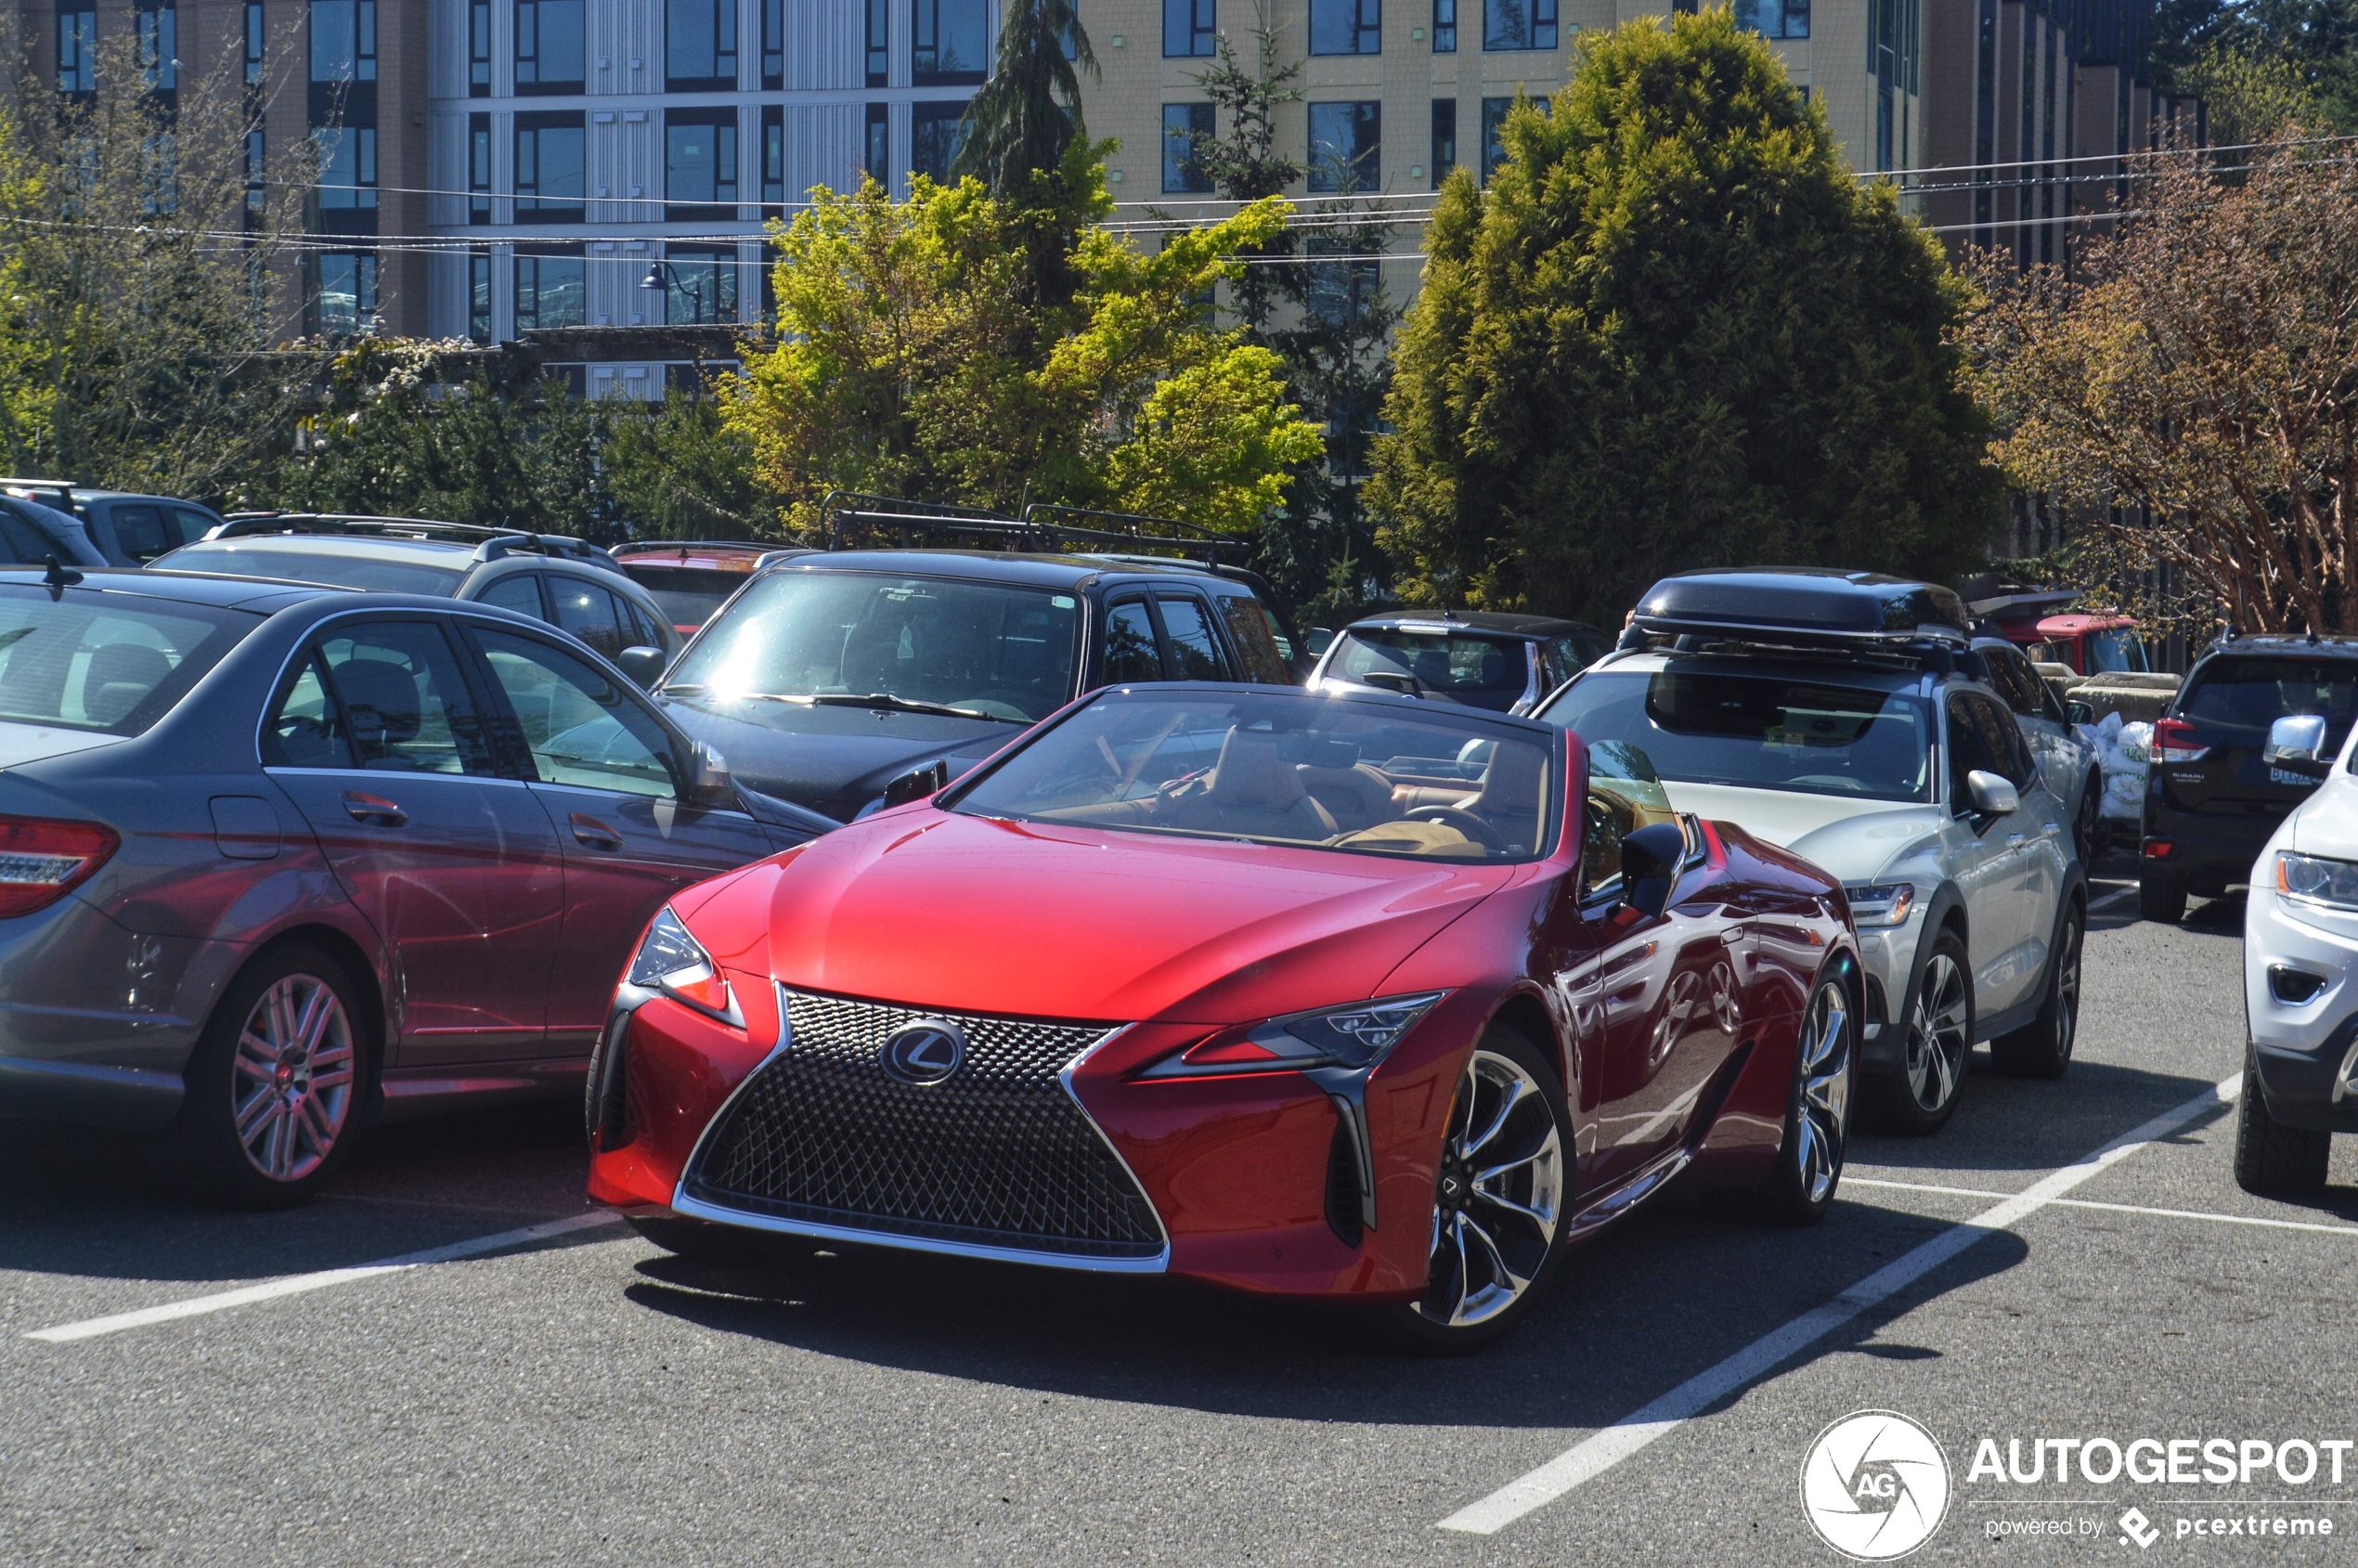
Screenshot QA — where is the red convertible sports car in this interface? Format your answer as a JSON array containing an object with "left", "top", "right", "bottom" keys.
[{"left": 588, "top": 683, "right": 1862, "bottom": 1349}]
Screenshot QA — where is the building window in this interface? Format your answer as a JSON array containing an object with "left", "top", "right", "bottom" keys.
[
  {"left": 1481, "top": 96, "right": 1509, "bottom": 180},
  {"left": 139, "top": 2, "right": 177, "bottom": 91},
  {"left": 1432, "top": 0, "right": 1456, "bottom": 51},
  {"left": 661, "top": 247, "right": 737, "bottom": 324},
  {"left": 1738, "top": 0, "right": 1806, "bottom": 39},
  {"left": 667, "top": 0, "right": 737, "bottom": 89},
  {"left": 667, "top": 107, "right": 739, "bottom": 219},
  {"left": 1161, "top": 103, "right": 1213, "bottom": 192},
  {"left": 468, "top": 112, "right": 492, "bottom": 222},
  {"left": 469, "top": 251, "right": 493, "bottom": 342},
  {"left": 514, "top": 111, "right": 585, "bottom": 221},
  {"left": 866, "top": 101, "right": 891, "bottom": 181},
  {"left": 761, "top": 0, "right": 784, "bottom": 86},
  {"left": 310, "top": 0, "right": 377, "bottom": 82},
  {"left": 246, "top": 128, "right": 266, "bottom": 221},
  {"left": 1483, "top": 0, "right": 1555, "bottom": 51},
  {"left": 516, "top": 247, "right": 586, "bottom": 330},
  {"left": 1163, "top": 0, "right": 1212, "bottom": 57},
  {"left": 867, "top": 0, "right": 890, "bottom": 84},
  {"left": 762, "top": 102, "right": 784, "bottom": 207},
  {"left": 317, "top": 125, "right": 378, "bottom": 218},
  {"left": 248, "top": 1, "right": 266, "bottom": 86},
  {"left": 1430, "top": 98, "right": 1455, "bottom": 186},
  {"left": 471, "top": 0, "right": 492, "bottom": 92},
  {"left": 1307, "top": 101, "right": 1378, "bottom": 192},
  {"left": 1311, "top": 0, "right": 1379, "bottom": 54},
  {"left": 911, "top": 100, "right": 965, "bottom": 181},
  {"left": 315, "top": 252, "right": 378, "bottom": 335},
  {"left": 913, "top": 0, "right": 986, "bottom": 84},
  {"left": 516, "top": 0, "right": 585, "bottom": 91},
  {"left": 58, "top": 3, "right": 96, "bottom": 95}
]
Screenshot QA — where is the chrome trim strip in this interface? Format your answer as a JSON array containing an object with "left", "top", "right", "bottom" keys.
[{"left": 1057, "top": 1023, "right": 1170, "bottom": 1254}]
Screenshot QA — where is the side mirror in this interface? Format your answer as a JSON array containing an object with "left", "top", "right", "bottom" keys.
[
  {"left": 2264, "top": 714, "right": 2330, "bottom": 764},
  {"left": 881, "top": 758, "right": 951, "bottom": 809},
  {"left": 616, "top": 644, "right": 667, "bottom": 688},
  {"left": 1964, "top": 769, "right": 2020, "bottom": 817},
  {"left": 1361, "top": 670, "right": 1423, "bottom": 697},
  {"left": 1304, "top": 628, "right": 1336, "bottom": 659},
  {"left": 2064, "top": 700, "right": 2095, "bottom": 726},
  {"left": 1618, "top": 822, "right": 1688, "bottom": 920},
  {"left": 693, "top": 744, "right": 733, "bottom": 799}
]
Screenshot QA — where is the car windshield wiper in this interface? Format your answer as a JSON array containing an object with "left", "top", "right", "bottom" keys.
[{"left": 803, "top": 692, "right": 1027, "bottom": 722}]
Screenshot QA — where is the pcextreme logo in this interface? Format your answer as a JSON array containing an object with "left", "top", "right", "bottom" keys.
[{"left": 1800, "top": 1410, "right": 1954, "bottom": 1561}]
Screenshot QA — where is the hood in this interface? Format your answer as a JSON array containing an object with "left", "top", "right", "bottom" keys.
[
  {"left": 0, "top": 720, "right": 130, "bottom": 775},
  {"left": 1662, "top": 782, "right": 1946, "bottom": 886},
  {"left": 729, "top": 808, "right": 1516, "bottom": 1024},
  {"left": 2290, "top": 774, "right": 2358, "bottom": 862},
  {"left": 657, "top": 694, "right": 1022, "bottom": 823}
]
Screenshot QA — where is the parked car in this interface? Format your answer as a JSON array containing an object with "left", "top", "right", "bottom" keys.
[
  {"left": 2237, "top": 708, "right": 2358, "bottom": 1193},
  {"left": 0, "top": 565, "right": 830, "bottom": 1205},
  {"left": 590, "top": 681, "right": 1863, "bottom": 1350},
  {"left": 654, "top": 550, "right": 1297, "bottom": 823},
  {"left": 2140, "top": 635, "right": 2358, "bottom": 923},
  {"left": 0, "top": 493, "right": 109, "bottom": 570},
  {"left": 610, "top": 540, "right": 811, "bottom": 636},
  {"left": 1536, "top": 569, "right": 2088, "bottom": 1134},
  {"left": 0, "top": 480, "right": 227, "bottom": 565},
  {"left": 151, "top": 515, "right": 682, "bottom": 682},
  {"left": 1973, "top": 634, "right": 2105, "bottom": 864},
  {"left": 1971, "top": 588, "right": 2154, "bottom": 675},
  {"left": 1307, "top": 611, "right": 1613, "bottom": 715}
]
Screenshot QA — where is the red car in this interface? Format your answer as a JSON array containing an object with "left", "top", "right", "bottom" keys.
[{"left": 589, "top": 684, "right": 1862, "bottom": 1348}]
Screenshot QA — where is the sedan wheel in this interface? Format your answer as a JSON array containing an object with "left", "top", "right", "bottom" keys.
[
  {"left": 175, "top": 945, "right": 368, "bottom": 1208},
  {"left": 1866, "top": 929, "right": 1973, "bottom": 1135},
  {"left": 1756, "top": 973, "right": 1853, "bottom": 1225}
]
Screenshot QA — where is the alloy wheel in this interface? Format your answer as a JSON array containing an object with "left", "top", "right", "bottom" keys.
[
  {"left": 1795, "top": 983, "right": 1853, "bottom": 1204},
  {"left": 232, "top": 973, "right": 356, "bottom": 1183},
  {"left": 1905, "top": 953, "right": 1970, "bottom": 1114},
  {"left": 2054, "top": 914, "right": 2082, "bottom": 1063},
  {"left": 1415, "top": 1048, "right": 1565, "bottom": 1328}
]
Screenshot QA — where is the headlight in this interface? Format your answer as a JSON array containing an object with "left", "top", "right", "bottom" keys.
[
  {"left": 1846, "top": 883, "right": 1918, "bottom": 928},
  {"left": 627, "top": 906, "right": 739, "bottom": 1023},
  {"left": 1142, "top": 992, "right": 1447, "bottom": 1079},
  {"left": 2276, "top": 851, "right": 2358, "bottom": 911}
]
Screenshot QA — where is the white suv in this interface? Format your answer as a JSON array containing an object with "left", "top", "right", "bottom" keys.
[
  {"left": 1536, "top": 570, "right": 2089, "bottom": 1134},
  {"left": 2237, "top": 711, "right": 2358, "bottom": 1192}
]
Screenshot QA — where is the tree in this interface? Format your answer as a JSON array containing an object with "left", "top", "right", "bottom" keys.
[
  {"left": 1367, "top": 8, "right": 1999, "bottom": 622},
  {"left": 602, "top": 392, "right": 777, "bottom": 538},
  {"left": 2184, "top": 36, "right": 2323, "bottom": 145},
  {"left": 2150, "top": 0, "right": 2357, "bottom": 133},
  {"left": 952, "top": 0, "right": 1101, "bottom": 314},
  {"left": 1964, "top": 136, "right": 2358, "bottom": 636}
]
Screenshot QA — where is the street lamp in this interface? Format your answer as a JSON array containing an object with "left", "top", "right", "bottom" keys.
[{"left": 639, "top": 260, "right": 704, "bottom": 323}]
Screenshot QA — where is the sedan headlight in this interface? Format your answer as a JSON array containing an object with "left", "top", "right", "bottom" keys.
[
  {"left": 627, "top": 906, "right": 740, "bottom": 1023},
  {"left": 1142, "top": 992, "right": 1447, "bottom": 1079},
  {"left": 2276, "top": 851, "right": 2358, "bottom": 912},
  {"left": 1846, "top": 883, "right": 1918, "bottom": 928}
]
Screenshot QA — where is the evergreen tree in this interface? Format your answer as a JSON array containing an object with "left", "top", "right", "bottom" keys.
[{"left": 952, "top": 0, "right": 1101, "bottom": 311}]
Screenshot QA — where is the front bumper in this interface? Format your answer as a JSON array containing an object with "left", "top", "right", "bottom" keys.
[
  {"left": 2244, "top": 880, "right": 2358, "bottom": 1133},
  {"left": 1850, "top": 911, "right": 1923, "bottom": 1075}
]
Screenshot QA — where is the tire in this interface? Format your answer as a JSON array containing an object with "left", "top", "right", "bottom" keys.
[
  {"left": 2139, "top": 866, "right": 2186, "bottom": 924},
  {"left": 1374, "top": 1027, "right": 1573, "bottom": 1354},
  {"left": 1990, "top": 902, "right": 2082, "bottom": 1079},
  {"left": 1754, "top": 968, "right": 1855, "bottom": 1225},
  {"left": 2233, "top": 1045, "right": 2331, "bottom": 1195},
  {"left": 172, "top": 944, "right": 369, "bottom": 1210},
  {"left": 2075, "top": 779, "right": 2103, "bottom": 869},
  {"left": 1865, "top": 928, "right": 1973, "bottom": 1136},
  {"left": 628, "top": 1215, "right": 818, "bottom": 1266}
]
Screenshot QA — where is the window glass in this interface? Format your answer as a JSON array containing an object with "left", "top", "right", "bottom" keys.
[
  {"left": 150, "top": 542, "right": 464, "bottom": 595},
  {"left": 478, "top": 573, "right": 547, "bottom": 619},
  {"left": 170, "top": 508, "right": 218, "bottom": 547},
  {"left": 1158, "top": 597, "right": 1229, "bottom": 680},
  {"left": 315, "top": 622, "right": 488, "bottom": 773},
  {"left": 1307, "top": 101, "right": 1380, "bottom": 192},
  {"left": 263, "top": 656, "right": 354, "bottom": 768},
  {"left": 108, "top": 505, "right": 171, "bottom": 563},
  {"left": 912, "top": 0, "right": 987, "bottom": 83},
  {"left": 1948, "top": 693, "right": 2030, "bottom": 797},
  {"left": 2181, "top": 656, "right": 2358, "bottom": 753},
  {"left": 1163, "top": 0, "right": 1213, "bottom": 56},
  {"left": 667, "top": 110, "right": 739, "bottom": 210},
  {"left": 1432, "top": 0, "right": 1457, "bottom": 50},
  {"left": 476, "top": 629, "right": 680, "bottom": 797},
  {"left": 617, "top": 592, "right": 666, "bottom": 650},
  {"left": 0, "top": 510, "right": 50, "bottom": 563},
  {"left": 2086, "top": 628, "right": 2147, "bottom": 673},
  {"left": 549, "top": 577, "right": 627, "bottom": 659},
  {"left": 1578, "top": 745, "right": 1680, "bottom": 900},
  {"left": 911, "top": 101, "right": 966, "bottom": 182},
  {"left": 1431, "top": 97, "right": 1457, "bottom": 183},
  {"left": 515, "top": 251, "right": 586, "bottom": 329},
  {"left": 667, "top": 0, "right": 737, "bottom": 85},
  {"left": 514, "top": 0, "right": 584, "bottom": 88},
  {"left": 622, "top": 565, "right": 738, "bottom": 628},
  {"left": 1310, "top": 0, "right": 1380, "bottom": 53},
  {"left": 514, "top": 114, "right": 586, "bottom": 217},
  {"left": 1739, "top": 0, "right": 1808, "bottom": 38},
  {"left": 1331, "top": 630, "right": 1527, "bottom": 711},
  {"left": 0, "top": 586, "right": 250, "bottom": 735},
  {"left": 1219, "top": 597, "right": 1290, "bottom": 685},
  {"left": 309, "top": 0, "right": 375, "bottom": 80},
  {"left": 1162, "top": 103, "right": 1214, "bottom": 192},
  {"left": 1104, "top": 600, "right": 1162, "bottom": 684},
  {"left": 1483, "top": 0, "right": 1557, "bottom": 49},
  {"left": 662, "top": 247, "right": 738, "bottom": 324}
]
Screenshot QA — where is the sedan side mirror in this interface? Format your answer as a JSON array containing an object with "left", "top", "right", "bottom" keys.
[
  {"left": 693, "top": 744, "right": 733, "bottom": 801},
  {"left": 1618, "top": 822, "right": 1688, "bottom": 920},
  {"left": 1964, "top": 769, "right": 2020, "bottom": 817},
  {"left": 2064, "top": 699, "right": 2095, "bottom": 726},
  {"left": 881, "top": 758, "right": 951, "bottom": 809},
  {"left": 616, "top": 644, "right": 667, "bottom": 688},
  {"left": 1360, "top": 670, "right": 1424, "bottom": 697}
]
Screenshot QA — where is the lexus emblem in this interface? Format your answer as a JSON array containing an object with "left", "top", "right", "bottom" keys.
[{"left": 880, "top": 1020, "right": 966, "bottom": 1085}]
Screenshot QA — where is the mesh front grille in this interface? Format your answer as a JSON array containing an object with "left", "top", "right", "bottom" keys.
[{"left": 684, "top": 990, "right": 1164, "bottom": 1259}]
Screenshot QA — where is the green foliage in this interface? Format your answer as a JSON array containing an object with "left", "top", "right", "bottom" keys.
[
  {"left": 2151, "top": 0, "right": 2358, "bottom": 133},
  {"left": 2186, "top": 34, "right": 2324, "bottom": 143},
  {"left": 1367, "top": 7, "right": 1999, "bottom": 622},
  {"left": 602, "top": 392, "right": 775, "bottom": 538},
  {"left": 952, "top": 0, "right": 1095, "bottom": 196}
]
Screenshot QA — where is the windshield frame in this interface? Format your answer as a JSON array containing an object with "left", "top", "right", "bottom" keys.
[{"left": 939, "top": 683, "right": 1568, "bottom": 862}]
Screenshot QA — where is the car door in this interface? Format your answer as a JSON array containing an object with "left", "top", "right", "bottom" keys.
[
  {"left": 1986, "top": 643, "right": 2076, "bottom": 810},
  {"left": 462, "top": 623, "right": 781, "bottom": 1058},
  {"left": 1942, "top": 691, "right": 2041, "bottom": 1016},
  {"left": 260, "top": 616, "right": 566, "bottom": 1066}
]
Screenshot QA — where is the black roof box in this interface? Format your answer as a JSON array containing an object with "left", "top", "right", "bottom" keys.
[{"left": 1633, "top": 568, "right": 1970, "bottom": 645}]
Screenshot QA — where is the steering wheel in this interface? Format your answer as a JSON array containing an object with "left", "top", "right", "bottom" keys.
[{"left": 1414, "top": 806, "right": 1508, "bottom": 852}]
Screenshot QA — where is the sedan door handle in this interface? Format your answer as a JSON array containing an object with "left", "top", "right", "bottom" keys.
[
  {"left": 341, "top": 790, "right": 407, "bottom": 826},
  {"left": 570, "top": 812, "right": 625, "bottom": 850}
]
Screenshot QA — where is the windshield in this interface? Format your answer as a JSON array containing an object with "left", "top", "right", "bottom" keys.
[
  {"left": 0, "top": 584, "right": 255, "bottom": 734},
  {"left": 952, "top": 689, "right": 1558, "bottom": 861},
  {"left": 666, "top": 571, "right": 1082, "bottom": 722},
  {"left": 1541, "top": 667, "right": 1934, "bottom": 802},
  {"left": 621, "top": 564, "right": 743, "bottom": 628},
  {"left": 1328, "top": 629, "right": 1529, "bottom": 711},
  {"left": 155, "top": 543, "right": 465, "bottom": 596},
  {"left": 2182, "top": 656, "right": 2358, "bottom": 754},
  {"left": 2086, "top": 628, "right": 2148, "bottom": 673}
]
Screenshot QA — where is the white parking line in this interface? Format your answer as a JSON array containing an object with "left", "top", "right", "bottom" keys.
[
  {"left": 1433, "top": 1070, "right": 2243, "bottom": 1536},
  {"left": 1846, "top": 1176, "right": 2358, "bottom": 1238},
  {"left": 26, "top": 1211, "right": 625, "bottom": 1345},
  {"left": 2090, "top": 884, "right": 2138, "bottom": 913}
]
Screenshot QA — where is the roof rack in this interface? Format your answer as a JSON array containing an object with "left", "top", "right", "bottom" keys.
[
  {"left": 815, "top": 490, "right": 1249, "bottom": 566},
  {"left": 215, "top": 512, "right": 624, "bottom": 573}
]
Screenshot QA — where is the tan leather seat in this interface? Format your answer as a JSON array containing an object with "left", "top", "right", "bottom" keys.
[{"left": 1163, "top": 730, "right": 1339, "bottom": 841}]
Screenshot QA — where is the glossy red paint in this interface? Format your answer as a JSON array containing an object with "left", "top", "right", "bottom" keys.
[{"left": 589, "top": 708, "right": 1861, "bottom": 1303}]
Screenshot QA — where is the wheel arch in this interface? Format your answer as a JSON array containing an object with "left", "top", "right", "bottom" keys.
[
  {"left": 221, "top": 922, "right": 389, "bottom": 1097},
  {"left": 1487, "top": 989, "right": 1568, "bottom": 1101}
]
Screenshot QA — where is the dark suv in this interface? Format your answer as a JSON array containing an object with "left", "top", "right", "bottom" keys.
[{"left": 2141, "top": 635, "right": 2358, "bottom": 922}]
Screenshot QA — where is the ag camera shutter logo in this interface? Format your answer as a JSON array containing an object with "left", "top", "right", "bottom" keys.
[{"left": 1800, "top": 1410, "right": 1952, "bottom": 1560}]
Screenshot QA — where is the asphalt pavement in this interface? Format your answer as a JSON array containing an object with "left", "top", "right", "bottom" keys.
[{"left": 4, "top": 862, "right": 2354, "bottom": 1566}]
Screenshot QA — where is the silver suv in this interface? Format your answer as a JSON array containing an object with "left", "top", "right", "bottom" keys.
[{"left": 1536, "top": 570, "right": 2088, "bottom": 1134}]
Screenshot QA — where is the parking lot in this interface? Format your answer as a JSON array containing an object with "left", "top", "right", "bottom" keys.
[{"left": 3, "top": 862, "right": 2353, "bottom": 1566}]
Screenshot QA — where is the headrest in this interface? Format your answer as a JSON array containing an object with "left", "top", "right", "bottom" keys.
[
  {"left": 1477, "top": 739, "right": 1548, "bottom": 819},
  {"left": 86, "top": 642, "right": 170, "bottom": 695},
  {"left": 336, "top": 659, "right": 423, "bottom": 748},
  {"left": 1210, "top": 729, "right": 1305, "bottom": 810}
]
